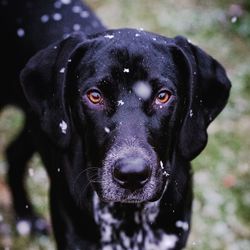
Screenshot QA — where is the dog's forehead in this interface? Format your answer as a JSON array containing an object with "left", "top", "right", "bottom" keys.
[
  {"left": 93, "top": 29, "right": 174, "bottom": 61},
  {"left": 99, "top": 28, "right": 171, "bottom": 43},
  {"left": 78, "top": 29, "right": 178, "bottom": 85}
]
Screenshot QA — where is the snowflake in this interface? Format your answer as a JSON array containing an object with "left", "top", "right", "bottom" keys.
[
  {"left": 123, "top": 68, "right": 129, "bottom": 73},
  {"left": 104, "top": 34, "right": 114, "bottom": 39},
  {"left": 61, "top": 0, "right": 71, "bottom": 4},
  {"left": 41, "top": 14, "right": 49, "bottom": 23},
  {"left": 17, "top": 28, "right": 25, "bottom": 38},
  {"left": 52, "top": 13, "right": 62, "bottom": 21},
  {"left": 163, "top": 171, "right": 170, "bottom": 177},
  {"left": 60, "top": 67, "right": 65, "bottom": 73},
  {"left": 189, "top": 109, "right": 193, "bottom": 118},
  {"left": 117, "top": 100, "right": 125, "bottom": 106},
  {"left": 72, "top": 5, "right": 82, "bottom": 13},
  {"left": 104, "top": 127, "right": 110, "bottom": 133},
  {"left": 160, "top": 161, "right": 164, "bottom": 169},
  {"left": 80, "top": 11, "right": 89, "bottom": 18},
  {"left": 73, "top": 23, "right": 81, "bottom": 31},
  {"left": 59, "top": 120, "right": 67, "bottom": 134},
  {"left": 132, "top": 81, "right": 152, "bottom": 100}
]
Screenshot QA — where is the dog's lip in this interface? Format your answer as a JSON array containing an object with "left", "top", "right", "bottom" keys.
[
  {"left": 98, "top": 190, "right": 160, "bottom": 204},
  {"left": 102, "top": 198, "right": 147, "bottom": 204}
]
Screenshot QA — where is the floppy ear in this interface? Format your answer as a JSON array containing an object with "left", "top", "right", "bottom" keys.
[
  {"left": 20, "top": 32, "right": 86, "bottom": 148},
  {"left": 173, "top": 36, "right": 231, "bottom": 160}
]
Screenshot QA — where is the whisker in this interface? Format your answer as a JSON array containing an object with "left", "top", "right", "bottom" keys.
[
  {"left": 73, "top": 167, "right": 99, "bottom": 194},
  {"left": 77, "top": 178, "right": 109, "bottom": 206}
]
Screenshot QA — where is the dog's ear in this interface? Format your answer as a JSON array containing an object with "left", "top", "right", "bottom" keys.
[
  {"left": 20, "top": 33, "right": 86, "bottom": 148},
  {"left": 173, "top": 36, "right": 231, "bottom": 160}
]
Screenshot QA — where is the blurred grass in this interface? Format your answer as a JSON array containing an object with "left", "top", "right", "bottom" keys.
[{"left": 0, "top": 0, "right": 250, "bottom": 249}]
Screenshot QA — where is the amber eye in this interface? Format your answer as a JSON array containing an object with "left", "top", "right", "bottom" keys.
[
  {"left": 87, "top": 90, "right": 103, "bottom": 104},
  {"left": 156, "top": 90, "right": 171, "bottom": 104}
]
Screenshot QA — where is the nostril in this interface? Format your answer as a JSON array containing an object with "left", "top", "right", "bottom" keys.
[
  {"left": 113, "top": 166, "right": 127, "bottom": 185},
  {"left": 113, "top": 157, "right": 151, "bottom": 189}
]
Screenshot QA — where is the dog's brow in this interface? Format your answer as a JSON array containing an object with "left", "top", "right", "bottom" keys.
[{"left": 151, "top": 77, "right": 176, "bottom": 89}]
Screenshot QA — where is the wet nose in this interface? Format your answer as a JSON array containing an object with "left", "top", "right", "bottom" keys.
[{"left": 113, "top": 157, "right": 151, "bottom": 190}]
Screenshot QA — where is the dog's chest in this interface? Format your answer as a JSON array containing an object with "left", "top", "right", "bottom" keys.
[{"left": 92, "top": 193, "right": 178, "bottom": 250}]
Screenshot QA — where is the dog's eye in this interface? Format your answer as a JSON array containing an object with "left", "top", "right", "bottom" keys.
[
  {"left": 156, "top": 90, "right": 171, "bottom": 104},
  {"left": 87, "top": 90, "right": 103, "bottom": 104}
]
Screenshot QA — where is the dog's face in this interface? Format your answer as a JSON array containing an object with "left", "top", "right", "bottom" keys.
[
  {"left": 21, "top": 29, "right": 231, "bottom": 204},
  {"left": 72, "top": 30, "right": 182, "bottom": 202}
]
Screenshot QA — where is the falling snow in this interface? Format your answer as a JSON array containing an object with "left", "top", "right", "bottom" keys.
[
  {"left": 133, "top": 81, "right": 152, "bottom": 100},
  {"left": 61, "top": 0, "right": 71, "bottom": 4},
  {"left": 104, "top": 34, "right": 114, "bottom": 39},
  {"left": 123, "top": 68, "right": 129, "bottom": 73},
  {"left": 117, "top": 100, "right": 125, "bottom": 106},
  {"left": 60, "top": 67, "right": 65, "bottom": 73},
  {"left": 80, "top": 11, "right": 89, "bottom": 18},
  {"left": 40, "top": 14, "right": 49, "bottom": 23},
  {"left": 104, "top": 127, "right": 110, "bottom": 133},
  {"left": 163, "top": 171, "right": 170, "bottom": 177},
  {"left": 59, "top": 120, "right": 67, "bottom": 134},
  {"left": 73, "top": 24, "right": 81, "bottom": 31},
  {"left": 17, "top": 28, "right": 25, "bottom": 38},
  {"left": 72, "top": 5, "right": 82, "bottom": 13},
  {"left": 231, "top": 16, "right": 238, "bottom": 23},
  {"left": 54, "top": 1, "right": 62, "bottom": 8},
  {"left": 16, "top": 220, "right": 31, "bottom": 236},
  {"left": 176, "top": 220, "right": 189, "bottom": 231},
  {"left": 189, "top": 109, "right": 193, "bottom": 117},
  {"left": 160, "top": 161, "right": 164, "bottom": 169},
  {"left": 52, "top": 13, "right": 62, "bottom": 21}
]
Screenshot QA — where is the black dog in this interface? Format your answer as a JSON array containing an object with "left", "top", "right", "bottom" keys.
[
  {"left": 2, "top": 0, "right": 231, "bottom": 249},
  {"left": 0, "top": 0, "right": 103, "bottom": 235}
]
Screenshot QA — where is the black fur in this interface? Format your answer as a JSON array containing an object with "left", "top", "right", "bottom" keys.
[
  {"left": 1, "top": 0, "right": 230, "bottom": 249},
  {"left": 0, "top": 0, "right": 104, "bottom": 235}
]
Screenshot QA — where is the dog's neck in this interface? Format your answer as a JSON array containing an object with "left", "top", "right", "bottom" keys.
[{"left": 92, "top": 192, "right": 179, "bottom": 250}]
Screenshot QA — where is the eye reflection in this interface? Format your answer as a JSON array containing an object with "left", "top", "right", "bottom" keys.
[
  {"left": 87, "top": 89, "right": 103, "bottom": 104},
  {"left": 155, "top": 90, "right": 171, "bottom": 105}
]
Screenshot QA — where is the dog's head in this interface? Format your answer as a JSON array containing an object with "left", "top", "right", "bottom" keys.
[{"left": 21, "top": 29, "right": 231, "bottom": 203}]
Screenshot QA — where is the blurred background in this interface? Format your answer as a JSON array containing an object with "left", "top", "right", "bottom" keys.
[{"left": 0, "top": 0, "right": 249, "bottom": 249}]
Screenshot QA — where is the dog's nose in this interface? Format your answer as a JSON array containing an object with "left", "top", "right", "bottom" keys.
[{"left": 113, "top": 157, "right": 151, "bottom": 190}]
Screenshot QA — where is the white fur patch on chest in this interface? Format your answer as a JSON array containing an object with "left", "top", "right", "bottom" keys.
[{"left": 92, "top": 193, "right": 178, "bottom": 250}]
